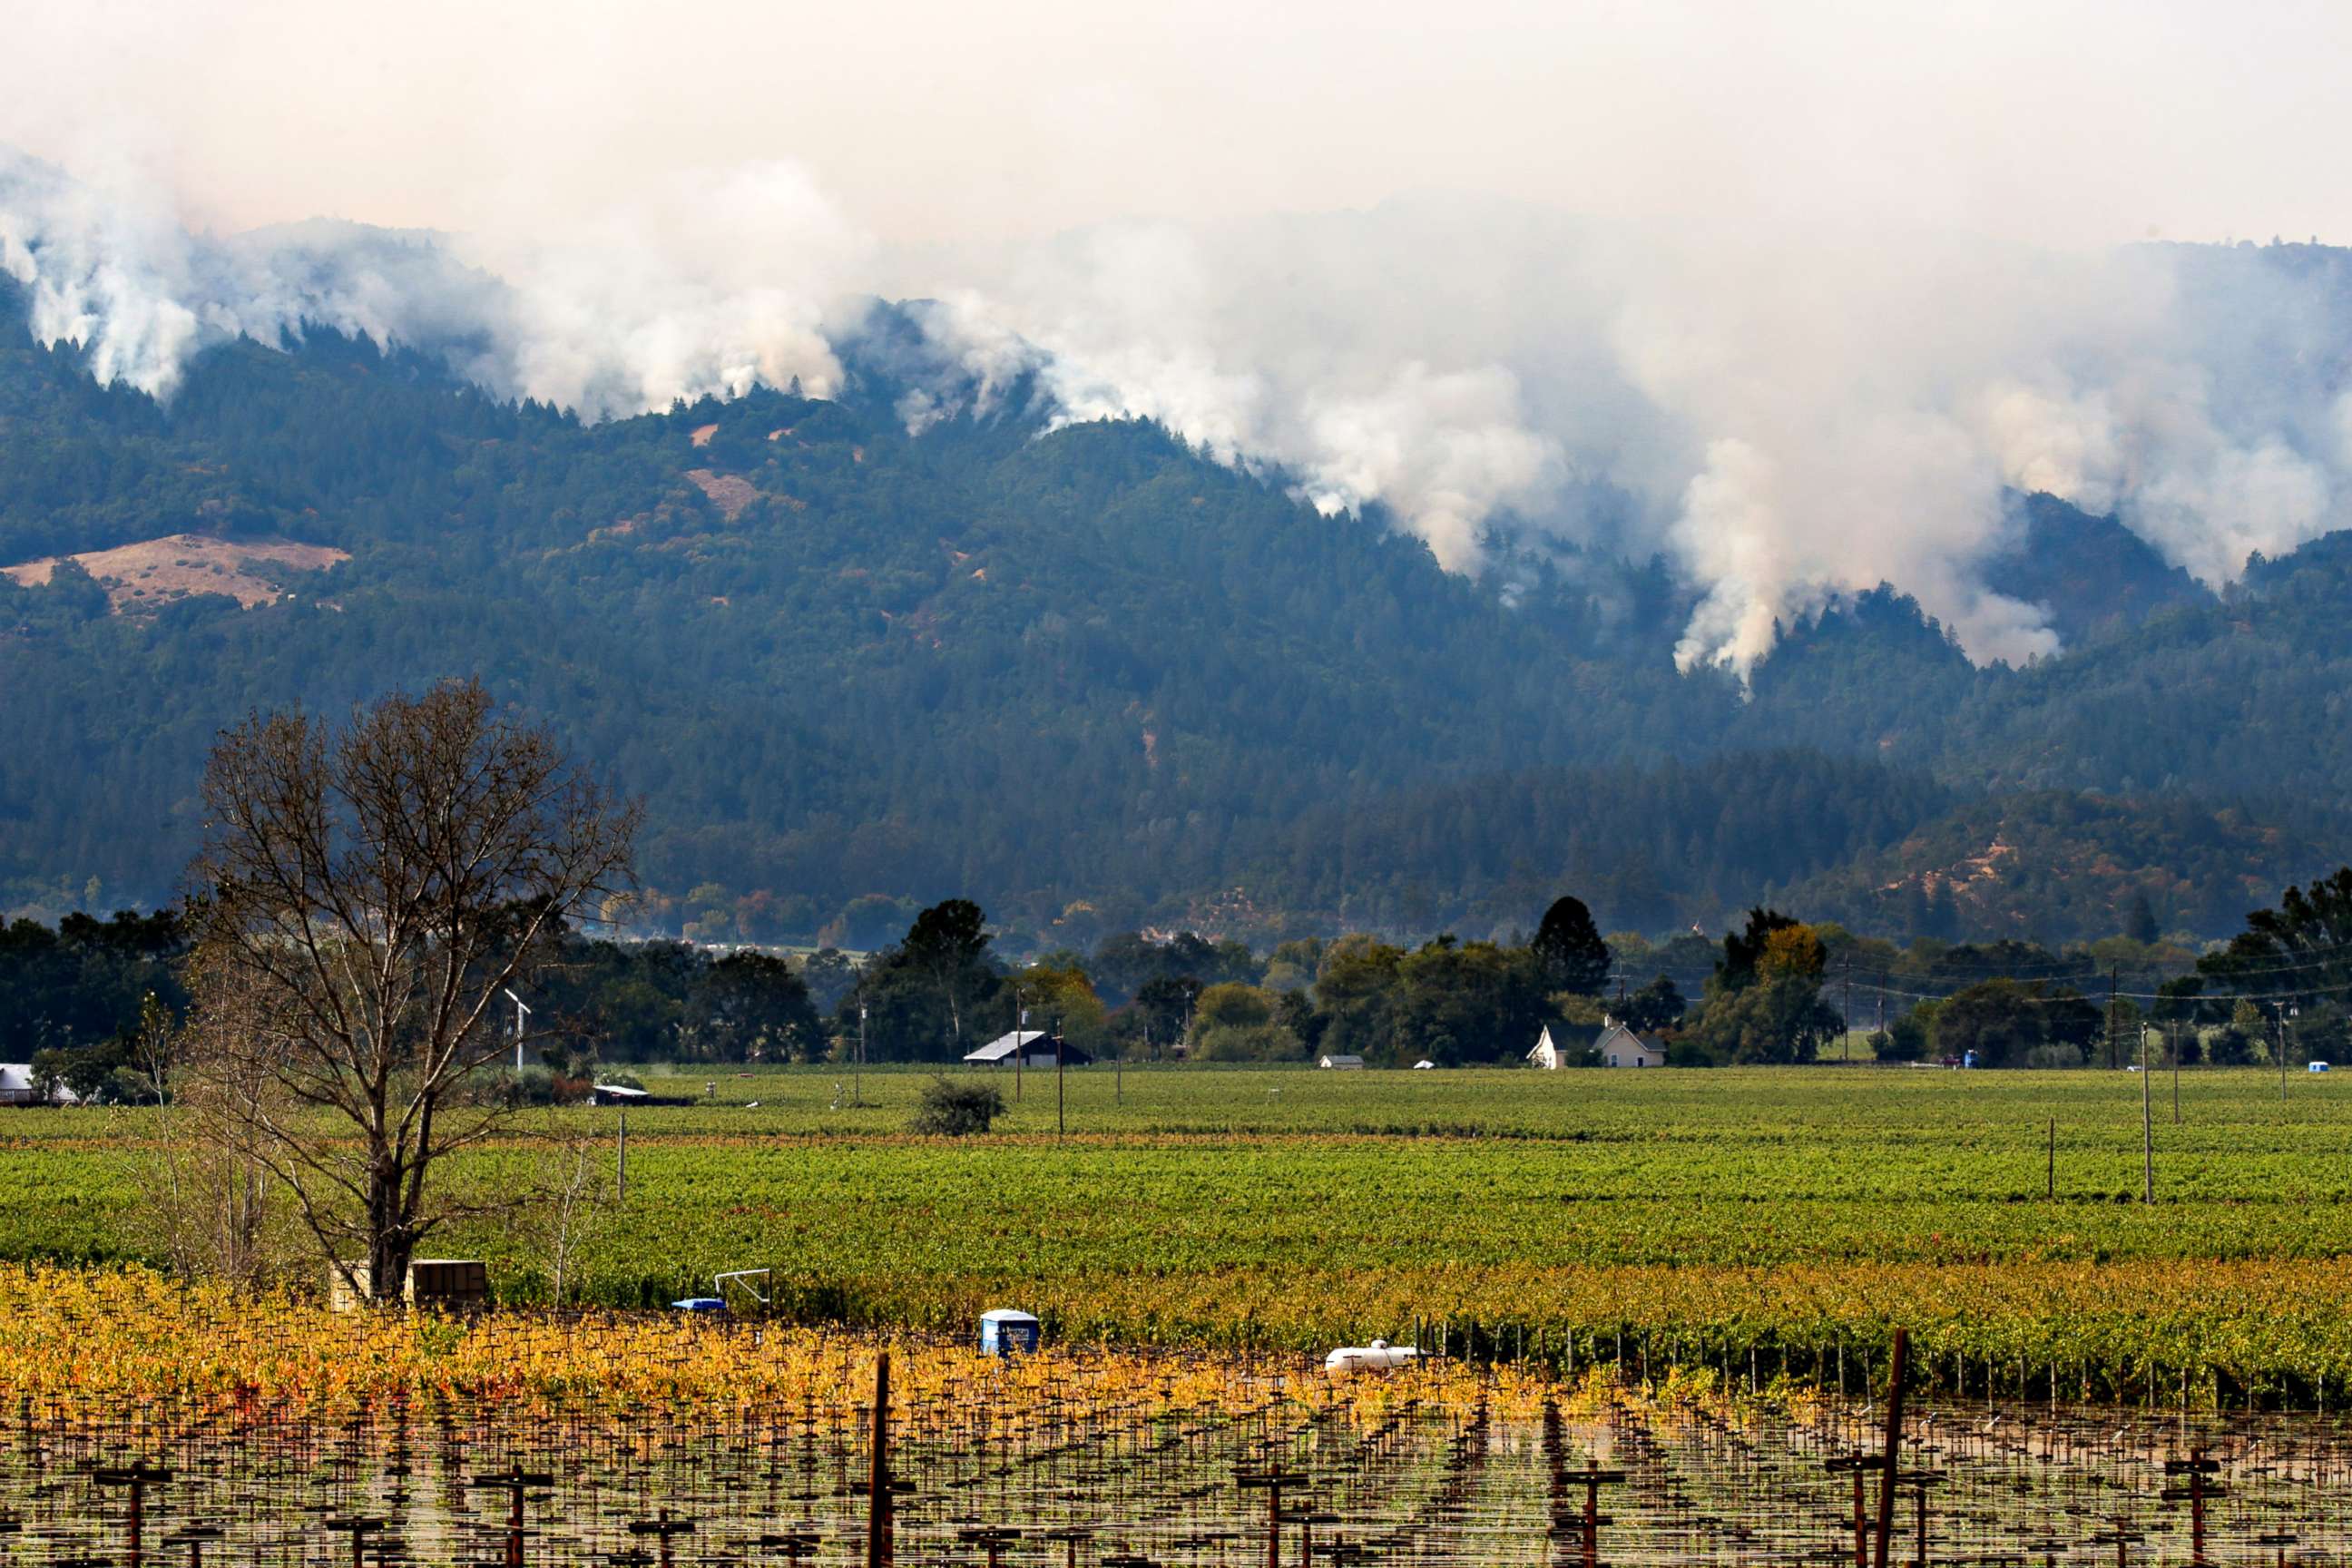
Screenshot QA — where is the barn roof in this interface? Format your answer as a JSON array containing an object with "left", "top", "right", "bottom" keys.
[{"left": 964, "top": 1030, "right": 1050, "bottom": 1063}]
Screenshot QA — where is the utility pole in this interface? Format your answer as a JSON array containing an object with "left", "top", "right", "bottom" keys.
[
  {"left": 2171, "top": 1019, "right": 2180, "bottom": 1124},
  {"left": 1843, "top": 956, "right": 1853, "bottom": 1063},
  {"left": 856, "top": 994, "right": 867, "bottom": 1109},
  {"left": 505, "top": 987, "right": 531, "bottom": 1071},
  {"left": 1054, "top": 1016, "right": 1066, "bottom": 1140},
  {"left": 2107, "top": 965, "right": 2120, "bottom": 1071},
  {"left": 2141, "top": 1023, "right": 2153, "bottom": 1204},
  {"left": 617, "top": 1106, "right": 628, "bottom": 1202},
  {"left": 2279, "top": 1004, "right": 2289, "bottom": 1103}
]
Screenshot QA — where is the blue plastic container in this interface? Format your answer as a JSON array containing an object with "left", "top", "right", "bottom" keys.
[{"left": 673, "top": 1297, "right": 729, "bottom": 1312}]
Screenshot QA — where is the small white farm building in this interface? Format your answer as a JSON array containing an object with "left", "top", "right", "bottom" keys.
[
  {"left": 1318, "top": 1054, "right": 1366, "bottom": 1070},
  {"left": 0, "top": 1065, "right": 73, "bottom": 1106}
]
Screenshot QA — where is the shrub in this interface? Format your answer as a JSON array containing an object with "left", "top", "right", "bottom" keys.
[{"left": 910, "top": 1077, "right": 1005, "bottom": 1136}]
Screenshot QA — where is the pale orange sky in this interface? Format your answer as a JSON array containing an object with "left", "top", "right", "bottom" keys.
[{"left": 1, "top": 0, "right": 2345, "bottom": 249}]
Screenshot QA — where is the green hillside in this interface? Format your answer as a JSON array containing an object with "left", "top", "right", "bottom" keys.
[{"left": 3, "top": 282, "right": 2347, "bottom": 945}]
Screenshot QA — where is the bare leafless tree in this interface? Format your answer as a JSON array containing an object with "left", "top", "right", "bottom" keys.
[
  {"left": 135, "top": 981, "right": 288, "bottom": 1288},
  {"left": 182, "top": 680, "right": 638, "bottom": 1302},
  {"left": 541, "top": 1124, "right": 611, "bottom": 1308}
]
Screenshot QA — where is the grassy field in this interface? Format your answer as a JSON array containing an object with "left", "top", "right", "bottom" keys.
[{"left": 3, "top": 1064, "right": 2348, "bottom": 1400}]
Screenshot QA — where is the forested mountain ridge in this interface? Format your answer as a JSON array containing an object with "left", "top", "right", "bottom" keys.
[{"left": 1, "top": 279, "right": 2346, "bottom": 947}]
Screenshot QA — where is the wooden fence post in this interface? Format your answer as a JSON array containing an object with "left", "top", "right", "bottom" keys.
[
  {"left": 1873, "top": 1328, "right": 1909, "bottom": 1568},
  {"left": 867, "top": 1350, "right": 892, "bottom": 1568}
]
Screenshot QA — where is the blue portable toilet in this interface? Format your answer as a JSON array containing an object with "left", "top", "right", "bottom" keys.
[
  {"left": 980, "top": 1308, "right": 1041, "bottom": 1356},
  {"left": 1962, "top": 1049, "right": 1978, "bottom": 1069}
]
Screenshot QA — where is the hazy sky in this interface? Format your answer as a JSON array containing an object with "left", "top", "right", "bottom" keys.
[
  {"left": 3, "top": 0, "right": 2346, "bottom": 249},
  {"left": 8, "top": 0, "right": 2352, "bottom": 674}
]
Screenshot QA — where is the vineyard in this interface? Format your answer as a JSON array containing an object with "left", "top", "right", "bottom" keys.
[
  {"left": 1, "top": 1271, "right": 2348, "bottom": 1563},
  {"left": 3, "top": 1067, "right": 2351, "bottom": 1399}
]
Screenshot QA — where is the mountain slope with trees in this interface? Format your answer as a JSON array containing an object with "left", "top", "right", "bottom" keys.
[{"left": 3, "top": 279, "right": 2348, "bottom": 946}]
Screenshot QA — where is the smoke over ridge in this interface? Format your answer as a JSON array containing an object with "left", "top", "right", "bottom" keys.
[{"left": 6, "top": 147, "right": 2351, "bottom": 673}]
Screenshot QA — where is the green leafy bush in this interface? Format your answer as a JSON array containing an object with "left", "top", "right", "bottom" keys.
[{"left": 909, "top": 1077, "right": 1005, "bottom": 1136}]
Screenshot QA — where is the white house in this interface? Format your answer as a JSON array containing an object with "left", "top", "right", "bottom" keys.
[
  {"left": 1530, "top": 1018, "right": 1666, "bottom": 1069},
  {"left": 1318, "top": 1054, "right": 1366, "bottom": 1070},
  {"left": 1595, "top": 1018, "right": 1664, "bottom": 1068}
]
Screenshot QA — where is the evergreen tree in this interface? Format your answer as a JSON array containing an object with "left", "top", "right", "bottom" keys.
[{"left": 1531, "top": 897, "right": 1612, "bottom": 996}]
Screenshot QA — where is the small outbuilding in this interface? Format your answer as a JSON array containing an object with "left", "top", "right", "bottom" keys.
[
  {"left": 964, "top": 1030, "right": 1068, "bottom": 1068},
  {"left": 330, "top": 1259, "right": 488, "bottom": 1313},
  {"left": 981, "top": 1308, "right": 1042, "bottom": 1356},
  {"left": 1318, "top": 1054, "right": 1366, "bottom": 1071},
  {"left": 1525, "top": 1025, "right": 1568, "bottom": 1071},
  {"left": 0, "top": 1065, "right": 74, "bottom": 1106}
]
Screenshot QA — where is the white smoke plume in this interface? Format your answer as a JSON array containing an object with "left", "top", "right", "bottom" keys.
[
  {"left": 900, "top": 206, "right": 2352, "bottom": 671},
  {"left": 0, "top": 148, "right": 858, "bottom": 414},
  {"left": 6, "top": 145, "right": 2352, "bottom": 673}
]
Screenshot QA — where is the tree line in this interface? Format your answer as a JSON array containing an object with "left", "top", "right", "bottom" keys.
[{"left": 31, "top": 872, "right": 2352, "bottom": 1088}]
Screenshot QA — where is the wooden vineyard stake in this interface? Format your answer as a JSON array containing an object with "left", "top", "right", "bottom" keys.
[
  {"left": 859, "top": 1350, "right": 899, "bottom": 1568},
  {"left": 2161, "top": 1450, "right": 2226, "bottom": 1566},
  {"left": 1043, "top": 1525, "right": 1094, "bottom": 1568},
  {"left": 1902, "top": 1469, "right": 1947, "bottom": 1568},
  {"left": 1559, "top": 1465, "right": 1626, "bottom": 1568},
  {"left": 956, "top": 1525, "right": 1024, "bottom": 1568},
  {"left": 1825, "top": 1453, "right": 1886, "bottom": 1568},
  {"left": 626, "top": 1508, "right": 695, "bottom": 1568},
  {"left": 324, "top": 1515, "right": 387, "bottom": 1568},
  {"left": 2089, "top": 1519, "right": 2145, "bottom": 1568},
  {"left": 1873, "top": 1328, "right": 1909, "bottom": 1568},
  {"left": 161, "top": 1525, "right": 223, "bottom": 1568},
  {"left": 2255, "top": 1533, "right": 2298, "bottom": 1568},
  {"left": 468, "top": 1463, "right": 554, "bottom": 1568},
  {"left": 1279, "top": 1508, "right": 1339, "bottom": 1568},
  {"left": 93, "top": 1458, "right": 174, "bottom": 1566},
  {"left": 1237, "top": 1466, "right": 1308, "bottom": 1568}
]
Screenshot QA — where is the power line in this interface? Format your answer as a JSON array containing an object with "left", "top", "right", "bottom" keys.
[
  {"left": 1853, "top": 974, "right": 2352, "bottom": 1006},
  {"left": 1839, "top": 931, "right": 2352, "bottom": 981}
]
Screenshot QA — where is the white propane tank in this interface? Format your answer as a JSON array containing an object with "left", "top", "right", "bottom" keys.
[{"left": 1323, "top": 1338, "right": 1421, "bottom": 1378}]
